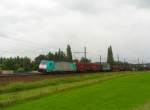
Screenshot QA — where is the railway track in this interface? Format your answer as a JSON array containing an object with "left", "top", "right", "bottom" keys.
[
  {"left": 0, "top": 73, "right": 40, "bottom": 77},
  {"left": 0, "top": 72, "right": 97, "bottom": 86},
  {"left": 0, "top": 73, "right": 49, "bottom": 85},
  {"left": 0, "top": 72, "right": 81, "bottom": 85},
  {"left": 0, "top": 72, "right": 75, "bottom": 77}
]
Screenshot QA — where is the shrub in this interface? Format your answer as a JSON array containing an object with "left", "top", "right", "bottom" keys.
[{"left": 15, "top": 68, "right": 25, "bottom": 73}]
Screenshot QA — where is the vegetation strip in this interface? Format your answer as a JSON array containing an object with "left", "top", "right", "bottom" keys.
[
  {"left": 0, "top": 73, "right": 131, "bottom": 108},
  {"left": 0, "top": 72, "right": 126, "bottom": 94},
  {"left": 0, "top": 73, "right": 109, "bottom": 94}
]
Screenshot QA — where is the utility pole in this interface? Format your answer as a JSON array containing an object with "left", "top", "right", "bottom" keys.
[
  {"left": 100, "top": 55, "right": 102, "bottom": 64},
  {"left": 142, "top": 59, "right": 144, "bottom": 65},
  {"left": 124, "top": 58, "right": 126, "bottom": 64},
  {"left": 84, "top": 47, "right": 87, "bottom": 59},
  {"left": 117, "top": 54, "right": 120, "bottom": 63},
  {"left": 138, "top": 58, "right": 140, "bottom": 64},
  {"left": 73, "top": 47, "right": 87, "bottom": 61}
]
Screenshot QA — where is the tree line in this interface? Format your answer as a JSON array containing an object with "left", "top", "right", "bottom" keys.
[
  {"left": 107, "top": 45, "right": 128, "bottom": 65},
  {"left": 0, "top": 57, "right": 32, "bottom": 72},
  {"left": 0, "top": 45, "right": 73, "bottom": 72},
  {"left": 0, "top": 44, "right": 123, "bottom": 72}
]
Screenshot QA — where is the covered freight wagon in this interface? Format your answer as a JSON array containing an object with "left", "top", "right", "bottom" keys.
[
  {"left": 102, "top": 64, "right": 111, "bottom": 71},
  {"left": 39, "top": 60, "right": 77, "bottom": 73},
  {"left": 76, "top": 63, "right": 101, "bottom": 72}
]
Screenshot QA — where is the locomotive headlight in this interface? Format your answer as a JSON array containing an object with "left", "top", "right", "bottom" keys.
[{"left": 39, "top": 64, "right": 47, "bottom": 69}]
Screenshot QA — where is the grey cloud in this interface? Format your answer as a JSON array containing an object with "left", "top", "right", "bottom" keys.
[
  {"left": 0, "top": 32, "right": 10, "bottom": 38},
  {"left": 0, "top": 0, "right": 150, "bottom": 63},
  {"left": 54, "top": 0, "right": 103, "bottom": 14},
  {"left": 67, "top": 0, "right": 99, "bottom": 14},
  {"left": 137, "top": 0, "right": 150, "bottom": 7},
  {"left": 129, "top": 0, "right": 150, "bottom": 8}
]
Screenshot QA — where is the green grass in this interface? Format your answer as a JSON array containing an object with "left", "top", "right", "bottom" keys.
[
  {"left": 0, "top": 72, "right": 128, "bottom": 108},
  {"left": 1, "top": 71, "right": 150, "bottom": 110},
  {"left": 0, "top": 73, "right": 111, "bottom": 94}
]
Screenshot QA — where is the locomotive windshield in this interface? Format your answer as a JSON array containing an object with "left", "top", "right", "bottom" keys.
[{"left": 40, "top": 60, "right": 48, "bottom": 64}]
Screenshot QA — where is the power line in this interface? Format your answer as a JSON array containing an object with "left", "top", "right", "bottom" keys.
[
  {"left": 0, "top": 36, "right": 56, "bottom": 50},
  {"left": 73, "top": 47, "right": 87, "bottom": 59},
  {"left": 0, "top": 36, "right": 60, "bottom": 56}
]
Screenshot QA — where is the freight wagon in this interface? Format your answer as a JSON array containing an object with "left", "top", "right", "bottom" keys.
[
  {"left": 111, "top": 64, "right": 123, "bottom": 71},
  {"left": 110, "top": 64, "right": 137, "bottom": 71},
  {"left": 102, "top": 64, "right": 111, "bottom": 71},
  {"left": 39, "top": 60, "right": 145, "bottom": 74},
  {"left": 76, "top": 63, "right": 101, "bottom": 72},
  {"left": 39, "top": 60, "right": 103, "bottom": 73}
]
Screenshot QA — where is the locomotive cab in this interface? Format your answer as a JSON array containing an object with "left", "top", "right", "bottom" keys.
[
  {"left": 39, "top": 60, "right": 77, "bottom": 73},
  {"left": 39, "top": 60, "right": 55, "bottom": 73}
]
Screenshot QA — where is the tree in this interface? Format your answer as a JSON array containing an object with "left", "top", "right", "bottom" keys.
[
  {"left": 60, "top": 51, "right": 66, "bottom": 61},
  {"left": 107, "top": 46, "right": 114, "bottom": 64},
  {"left": 0, "top": 56, "right": 33, "bottom": 72},
  {"left": 34, "top": 54, "right": 47, "bottom": 69},
  {"left": 58, "top": 48, "right": 61, "bottom": 61},
  {"left": 47, "top": 52, "right": 55, "bottom": 60},
  {"left": 66, "top": 44, "right": 73, "bottom": 62},
  {"left": 80, "top": 57, "right": 91, "bottom": 63},
  {"left": 23, "top": 57, "right": 31, "bottom": 71},
  {"left": 54, "top": 49, "right": 68, "bottom": 61}
]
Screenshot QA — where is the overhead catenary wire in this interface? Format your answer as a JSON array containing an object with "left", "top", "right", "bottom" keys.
[
  {"left": 73, "top": 47, "right": 87, "bottom": 59},
  {"left": 0, "top": 35, "right": 60, "bottom": 50},
  {"left": 0, "top": 36, "right": 60, "bottom": 56},
  {"left": 0, "top": 36, "right": 148, "bottom": 64}
]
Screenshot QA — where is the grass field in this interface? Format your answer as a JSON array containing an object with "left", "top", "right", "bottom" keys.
[{"left": 1, "top": 71, "right": 150, "bottom": 110}]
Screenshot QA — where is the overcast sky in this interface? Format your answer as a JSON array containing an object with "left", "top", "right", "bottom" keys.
[{"left": 0, "top": 0, "right": 150, "bottom": 63}]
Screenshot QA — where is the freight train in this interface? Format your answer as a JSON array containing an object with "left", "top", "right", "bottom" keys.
[{"left": 39, "top": 60, "right": 146, "bottom": 73}]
